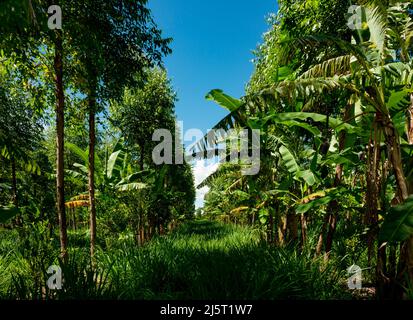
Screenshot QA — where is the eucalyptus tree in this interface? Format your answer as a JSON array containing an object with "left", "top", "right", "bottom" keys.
[
  {"left": 110, "top": 68, "right": 176, "bottom": 171},
  {"left": 63, "top": 1, "right": 171, "bottom": 257},
  {"left": 0, "top": 0, "right": 71, "bottom": 257},
  {"left": 110, "top": 68, "right": 195, "bottom": 241}
]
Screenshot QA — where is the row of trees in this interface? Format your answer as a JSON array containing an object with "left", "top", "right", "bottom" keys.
[
  {"left": 0, "top": 1, "right": 194, "bottom": 260},
  {"left": 198, "top": 0, "right": 413, "bottom": 299}
]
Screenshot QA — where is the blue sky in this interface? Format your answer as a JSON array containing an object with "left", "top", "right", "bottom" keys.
[
  {"left": 148, "top": 0, "right": 279, "bottom": 208},
  {"left": 148, "top": 0, "right": 278, "bottom": 134}
]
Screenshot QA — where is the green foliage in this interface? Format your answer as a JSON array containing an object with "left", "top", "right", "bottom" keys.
[
  {"left": 206, "top": 89, "right": 243, "bottom": 112},
  {"left": 1, "top": 0, "right": 413, "bottom": 301},
  {"left": 100, "top": 221, "right": 351, "bottom": 300},
  {"left": 379, "top": 196, "right": 413, "bottom": 243}
]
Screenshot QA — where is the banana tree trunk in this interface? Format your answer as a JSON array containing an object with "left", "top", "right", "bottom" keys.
[
  {"left": 399, "top": 96, "right": 413, "bottom": 297},
  {"left": 54, "top": 28, "right": 68, "bottom": 261},
  {"left": 268, "top": 211, "right": 274, "bottom": 244},
  {"left": 324, "top": 162, "right": 343, "bottom": 260},
  {"left": 408, "top": 94, "right": 413, "bottom": 145},
  {"left": 366, "top": 130, "right": 381, "bottom": 263},
  {"left": 88, "top": 92, "right": 97, "bottom": 258},
  {"left": 315, "top": 215, "right": 329, "bottom": 256},
  {"left": 382, "top": 114, "right": 413, "bottom": 298},
  {"left": 286, "top": 212, "right": 298, "bottom": 243},
  {"left": 319, "top": 105, "right": 350, "bottom": 259},
  {"left": 278, "top": 215, "right": 287, "bottom": 246},
  {"left": 383, "top": 118, "right": 409, "bottom": 201}
]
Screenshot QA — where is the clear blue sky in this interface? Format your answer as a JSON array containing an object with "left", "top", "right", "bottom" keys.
[
  {"left": 148, "top": 0, "right": 279, "bottom": 135},
  {"left": 148, "top": 1, "right": 279, "bottom": 208}
]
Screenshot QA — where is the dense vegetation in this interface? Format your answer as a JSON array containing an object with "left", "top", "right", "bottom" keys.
[
  {"left": 198, "top": 0, "right": 413, "bottom": 300},
  {"left": 1, "top": 0, "right": 413, "bottom": 301}
]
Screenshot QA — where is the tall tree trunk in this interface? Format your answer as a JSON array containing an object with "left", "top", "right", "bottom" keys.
[
  {"left": 54, "top": 29, "right": 68, "bottom": 261},
  {"left": 321, "top": 105, "right": 350, "bottom": 259},
  {"left": 88, "top": 93, "right": 97, "bottom": 258}
]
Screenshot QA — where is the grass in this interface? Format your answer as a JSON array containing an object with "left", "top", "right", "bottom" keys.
[
  {"left": 0, "top": 220, "right": 353, "bottom": 300},
  {"left": 102, "top": 220, "right": 352, "bottom": 300}
]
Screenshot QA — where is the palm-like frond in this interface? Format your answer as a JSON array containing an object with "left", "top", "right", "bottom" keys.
[
  {"left": 300, "top": 55, "right": 352, "bottom": 79},
  {"left": 66, "top": 143, "right": 89, "bottom": 165},
  {"left": 115, "top": 182, "right": 147, "bottom": 192},
  {"left": 260, "top": 76, "right": 359, "bottom": 104},
  {"left": 197, "top": 164, "right": 242, "bottom": 189},
  {"left": 279, "top": 34, "right": 369, "bottom": 72},
  {"left": 365, "top": 5, "right": 388, "bottom": 56}
]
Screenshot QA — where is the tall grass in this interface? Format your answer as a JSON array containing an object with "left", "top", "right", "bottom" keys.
[
  {"left": 102, "top": 220, "right": 352, "bottom": 300},
  {"left": 0, "top": 220, "right": 353, "bottom": 300}
]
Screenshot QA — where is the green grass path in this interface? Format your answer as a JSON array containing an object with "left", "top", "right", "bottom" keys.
[{"left": 104, "top": 220, "right": 351, "bottom": 300}]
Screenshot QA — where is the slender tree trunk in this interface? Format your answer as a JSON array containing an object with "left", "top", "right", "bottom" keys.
[
  {"left": 54, "top": 29, "right": 68, "bottom": 261},
  {"left": 11, "top": 157, "right": 17, "bottom": 207},
  {"left": 88, "top": 93, "right": 97, "bottom": 258},
  {"left": 316, "top": 215, "right": 329, "bottom": 256},
  {"left": 300, "top": 213, "right": 308, "bottom": 250},
  {"left": 11, "top": 157, "right": 21, "bottom": 226},
  {"left": 139, "top": 209, "right": 145, "bottom": 245},
  {"left": 323, "top": 106, "right": 350, "bottom": 259},
  {"left": 324, "top": 211, "right": 337, "bottom": 260},
  {"left": 268, "top": 211, "right": 274, "bottom": 244}
]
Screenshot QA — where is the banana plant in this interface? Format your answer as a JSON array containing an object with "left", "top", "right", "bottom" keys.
[{"left": 65, "top": 139, "right": 148, "bottom": 208}]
